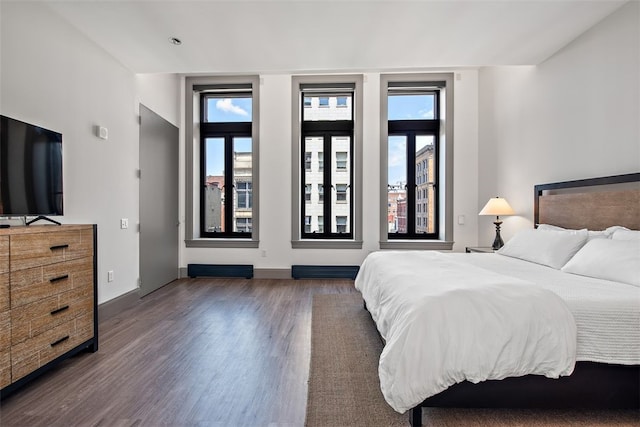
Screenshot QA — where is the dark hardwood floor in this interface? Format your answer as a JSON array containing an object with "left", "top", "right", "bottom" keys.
[{"left": 0, "top": 278, "right": 358, "bottom": 427}]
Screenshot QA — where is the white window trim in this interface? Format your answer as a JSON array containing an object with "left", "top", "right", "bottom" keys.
[
  {"left": 184, "top": 75, "right": 260, "bottom": 248},
  {"left": 291, "top": 74, "right": 363, "bottom": 249},
  {"left": 379, "top": 73, "right": 454, "bottom": 250}
]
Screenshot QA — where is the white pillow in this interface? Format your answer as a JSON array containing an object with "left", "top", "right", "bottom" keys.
[
  {"left": 537, "top": 224, "right": 627, "bottom": 240},
  {"left": 612, "top": 229, "right": 640, "bottom": 241},
  {"left": 561, "top": 239, "right": 640, "bottom": 287},
  {"left": 497, "top": 228, "right": 589, "bottom": 269}
]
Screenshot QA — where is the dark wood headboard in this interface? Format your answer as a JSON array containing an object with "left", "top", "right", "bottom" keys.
[{"left": 534, "top": 173, "right": 640, "bottom": 230}]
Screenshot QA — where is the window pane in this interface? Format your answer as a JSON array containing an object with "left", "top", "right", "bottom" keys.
[
  {"left": 305, "top": 152, "right": 311, "bottom": 170},
  {"left": 388, "top": 94, "right": 435, "bottom": 120},
  {"left": 335, "top": 152, "right": 348, "bottom": 170},
  {"left": 304, "top": 137, "right": 323, "bottom": 224},
  {"left": 204, "top": 137, "right": 225, "bottom": 233},
  {"left": 331, "top": 136, "right": 351, "bottom": 234},
  {"left": 205, "top": 96, "right": 252, "bottom": 122},
  {"left": 302, "top": 94, "right": 352, "bottom": 121},
  {"left": 388, "top": 136, "right": 407, "bottom": 234},
  {"left": 336, "top": 184, "right": 348, "bottom": 202},
  {"left": 415, "top": 135, "right": 435, "bottom": 234},
  {"left": 236, "top": 217, "right": 252, "bottom": 233},
  {"left": 305, "top": 184, "right": 312, "bottom": 202},
  {"left": 233, "top": 137, "right": 252, "bottom": 232}
]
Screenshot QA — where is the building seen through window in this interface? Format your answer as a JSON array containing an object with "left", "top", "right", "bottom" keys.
[{"left": 300, "top": 91, "right": 353, "bottom": 238}]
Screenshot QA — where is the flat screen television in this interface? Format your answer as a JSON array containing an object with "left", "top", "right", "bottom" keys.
[{"left": 0, "top": 115, "right": 63, "bottom": 219}]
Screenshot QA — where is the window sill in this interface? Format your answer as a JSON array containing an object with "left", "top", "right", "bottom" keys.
[
  {"left": 379, "top": 240, "right": 453, "bottom": 250},
  {"left": 291, "top": 240, "right": 363, "bottom": 249},
  {"left": 185, "top": 239, "right": 259, "bottom": 249}
]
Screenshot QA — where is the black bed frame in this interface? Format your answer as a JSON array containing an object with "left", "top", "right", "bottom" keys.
[
  {"left": 403, "top": 173, "right": 640, "bottom": 426},
  {"left": 409, "top": 362, "right": 639, "bottom": 426}
]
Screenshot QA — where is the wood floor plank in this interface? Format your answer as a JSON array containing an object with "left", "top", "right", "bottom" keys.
[{"left": 0, "top": 278, "right": 357, "bottom": 426}]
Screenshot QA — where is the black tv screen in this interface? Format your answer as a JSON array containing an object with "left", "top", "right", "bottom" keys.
[{"left": 0, "top": 115, "right": 63, "bottom": 216}]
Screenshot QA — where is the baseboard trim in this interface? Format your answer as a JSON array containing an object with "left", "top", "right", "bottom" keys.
[
  {"left": 291, "top": 265, "right": 359, "bottom": 279},
  {"left": 187, "top": 263, "right": 254, "bottom": 279},
  {"left": 98, "top": 289, "right": 140, "bottom": 322},
  {"left": 253, "top": 268, "right": 291, "bottom": 279}
]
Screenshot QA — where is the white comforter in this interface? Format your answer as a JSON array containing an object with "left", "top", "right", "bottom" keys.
[{"left": 355, "top": 251, "right": 577, "bottom": 413}]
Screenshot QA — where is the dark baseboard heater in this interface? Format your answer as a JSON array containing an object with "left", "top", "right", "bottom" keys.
[
  {"left": 291, "top": 265, "right": 359, "bottom": 280},
  {"left": 187, "top": 264, "right": 253, "bottom": 279}
]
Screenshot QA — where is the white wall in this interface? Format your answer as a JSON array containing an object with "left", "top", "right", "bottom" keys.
[
  {"left": 478, "top": 1, "right": 640, "bottom": 244},
  {"left": 182, "top": 70, "right": 480, "bottom": 270},
  {"left": 136, "top": 74, "right": 181, "bottom": 127},
  {"left": 1, "top": 2, "right": 140, "bottom": 304}
]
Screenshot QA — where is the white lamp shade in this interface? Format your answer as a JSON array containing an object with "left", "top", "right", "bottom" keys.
[{"left": 479, "top": 197, "right": 515, "bottom": 216}]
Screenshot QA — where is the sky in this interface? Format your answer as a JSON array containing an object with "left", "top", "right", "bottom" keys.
[{"left": 206, "top": 97, "right": 252, "bottom": 176}]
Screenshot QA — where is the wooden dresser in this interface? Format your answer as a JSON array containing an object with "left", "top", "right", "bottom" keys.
[{"left": 0, "top": 224, "right": 97, "bottom": 398}]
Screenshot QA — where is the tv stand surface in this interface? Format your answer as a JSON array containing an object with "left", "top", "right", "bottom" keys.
[{"left": 25, "top": 216, "right": 61, "bottom": 226}]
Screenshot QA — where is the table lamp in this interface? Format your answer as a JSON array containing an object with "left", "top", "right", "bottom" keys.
[{"left": 479, "top": 197, "right": 515, "bottom": 250}]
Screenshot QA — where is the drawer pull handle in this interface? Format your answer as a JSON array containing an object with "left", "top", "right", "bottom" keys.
[
  {"left": 50, "top": 244, "right": 69, "bottom": 251},
  {"left": 50, "top": 275, "right": 69, "bottom": 283},
  {"left": 50, "top": 335, "right": 69, "bottom": 347},
  {"left": 50, "top": 305, "right": 69, "bottom": 316}
]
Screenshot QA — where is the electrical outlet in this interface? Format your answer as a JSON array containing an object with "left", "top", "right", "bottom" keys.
[
  {"left": 120, "top": 218, "right": 129, "bottom": 229},
  {"left": 107, "top": 270, "right": 114, "bottom": 282}
]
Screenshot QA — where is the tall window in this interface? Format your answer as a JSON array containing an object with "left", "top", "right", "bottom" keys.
[
  {"left": 200, "top": 90, "right": 253, "bottom": 238},
  {"left": 292, "top": 75, "right": 363, "bottom": 248},
  {"left": 381, "top": 74, "right": 454, "bottom": 248},
  {"left": 299, "top": 86, "right": 354, "bottom": 238}
]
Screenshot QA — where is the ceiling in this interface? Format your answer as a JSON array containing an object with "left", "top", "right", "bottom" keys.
[{"left": 42, "top": 0, "right": 627, "bottom": 75}]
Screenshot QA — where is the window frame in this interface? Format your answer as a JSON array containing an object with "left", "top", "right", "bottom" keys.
[
  {"left": 199, "top": 95, "right": 253, "bottom": 239},
  {"left": 185, "top": 75, "right": 260, "bottom": 248},
  {"left": 387, "top": 117, "right": 439, "bottom": 240},
  {"left": 291, "top": 75, "right": 363, "bottom": 249},
  {"left": 379, "top": 73, "right": 454, "bottom": 250}
]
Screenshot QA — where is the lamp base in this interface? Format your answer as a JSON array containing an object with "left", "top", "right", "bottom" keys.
[{"left": 491, "top": 220, "right": 504, "bottom": 250}]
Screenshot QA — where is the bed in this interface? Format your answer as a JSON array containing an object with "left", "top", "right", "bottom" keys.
[{"left": 355, "top": 173, "right": 640, "bottom": 427}]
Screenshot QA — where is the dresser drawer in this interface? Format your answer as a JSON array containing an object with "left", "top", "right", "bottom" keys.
[
  {"left": 11, "top": 287, "right": 93, "bottom": 346},
  {"left": 0, "top": 350, "right": 9, "bottom": 389},
  {"left": 0, "top": 236, "right": 9, "bottom": 274},
  {"left": 11, "top": 314, "right": 93, "bottom": 382},
  {"left": 0, "top": 310, "right": 10, "bottom": 352},
  {"left": 0, "top": 273, "right": 8, "bottom": 313},
  {"left": 0, "top": 235, "right": 9, "bottom": 313},
  {"left": 0, "top": 310, "right": 11, "bottom": 389},
  {"left": 10, "top": 228, "right": 93, "bottom": 271},
  {"left": 10, "top": 257, "right": 93, "bottom": 308}
]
